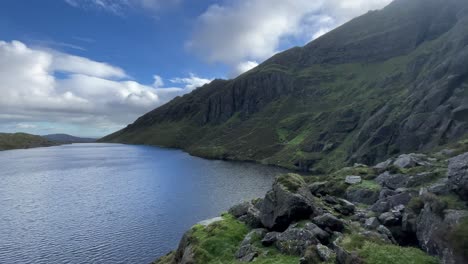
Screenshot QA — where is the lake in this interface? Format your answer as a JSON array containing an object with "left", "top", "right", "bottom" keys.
[{"left": 0, "top": 143, "right": 285, "bottom": 264}]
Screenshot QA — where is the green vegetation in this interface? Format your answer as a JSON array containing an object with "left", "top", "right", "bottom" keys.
[
  {"left": 449, "top": 218, "right": 468, "bottom": 261},
  {"left": 0, "top": 133, "right": 57, "bottom": 151},
  {"left": 182, "top": 214, "right": 299, "bottom": 264},
  {"left": 341, "top": 233, "right": 438, "bottom": 264},
  {"left": 276, "top": 173, "right": 306, "bottom": 192},
  {"left": 359, "top": 242, "right": 439, "bottom": 264}
]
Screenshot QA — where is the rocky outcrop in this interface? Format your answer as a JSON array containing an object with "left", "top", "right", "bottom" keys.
[
  {"left": 257, "top": 176, "right": 318, "bottom": 231},
  {"left": 447, "top": 153, "right": 468, "bottom": 200},
  {"left": 103, "top": 0, "right": 468, "bottom": 172}
]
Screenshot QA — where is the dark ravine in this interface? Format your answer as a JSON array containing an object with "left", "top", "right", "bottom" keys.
[
  {"left": 154, "top": 141, "right": 468, "bottom": 264},
  {"left": 102, "top": 0, "right": 468, "bottom": 173}
]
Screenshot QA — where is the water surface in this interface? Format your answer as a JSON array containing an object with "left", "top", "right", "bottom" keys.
[{"left": 0, "top": 143, "right": 284, "bottom": 263}]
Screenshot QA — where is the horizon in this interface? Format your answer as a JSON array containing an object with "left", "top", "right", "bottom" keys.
[{"left": 0, "top": 0, "right": 392, "bottom": 138}]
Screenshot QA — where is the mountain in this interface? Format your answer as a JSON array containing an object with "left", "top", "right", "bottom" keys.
[
  {"left": 0, "top": 133, "right": 58, "bottom": 151},
  {"left": 43, "top": 134, "right": 96, "bottom": 144},
  {"left": 102, "top": 0, "right": 468, "bottom": 172}
]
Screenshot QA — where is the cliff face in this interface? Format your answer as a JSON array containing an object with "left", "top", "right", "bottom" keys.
[{"left": 102, "top": 0, "right": 468, "bottom": 172}]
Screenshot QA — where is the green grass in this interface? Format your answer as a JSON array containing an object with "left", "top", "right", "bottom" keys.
[
  {"left": 449, "top": 218, "right": 468, "bottom": 261},
  {"left": 341, "top": 233, "right": 438, "bottom": 264},
  {"left": 276, "top": 173, "right": 306, "bottom": 192},
  {"left": 349, "top": 180, "right": 381, "bottom": 191},
  {"left": 183, "top": 214, "right": 299, "bottom": 264},
  {"left": 359, "top": 242, "right": 439, "bottom": 264}
]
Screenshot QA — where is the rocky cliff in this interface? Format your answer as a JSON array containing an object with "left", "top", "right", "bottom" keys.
[
  {"left": 102, "top": 0, "right": 468, "bottom": 172},
  {"left": 155, "top": 141, "right": 468, "bottom": 264}
]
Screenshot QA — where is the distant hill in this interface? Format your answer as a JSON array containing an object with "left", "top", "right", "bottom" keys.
[
  {"left": 0, "top": 133, "right": 58, "bottom": 151},
  {"left": 102, "top": 0, "right": 468, "bottom": 172},
  {"left": 43, "top": 134, "right": 96, "bottom": 144}
]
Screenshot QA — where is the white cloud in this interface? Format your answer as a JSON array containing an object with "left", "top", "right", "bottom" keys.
[
  {"left": 0, "top": 40, "right": 210, "bottom": 136},
  {"left": 65, "top": 0, "right": 181, "bottom": 15},
  {"left": 189, "top": 0, "right": 392, "bottom": 69},
  {"left": 235, "top": 61, "right": 259, "bottom": 76},
  {"left": 170, "top": 73, "right": 213, "bottom": 90}
]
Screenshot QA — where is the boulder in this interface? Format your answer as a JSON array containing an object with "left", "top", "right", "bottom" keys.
[
  {"left": 258, "top": 176, "right": 317, "bottom": 231},
  {"left": 312, "top": 213, "right": 345, "bottom": 232},
  {"left": 334, "top": 245, "right": 363, "bottom": 264},
  {"left": 275, "top": 227, "right": 319, "bottom": 255},
  {"left": 377, "top": 225, "right": 396, "bottom": 243},
  {"left": 447, "top": 152, "right": 468, "bottom": 200},
  {"left": 334, "top": 199, "right": 356, "bottom": 216},
  {"left": 346, "top": 187, "right": 380, "bottom": 205},
  {"left": 345, "top": 175, "right": 362, "bottom": 184},
  {"left": 173, "top": 231, "right": 195, "bottom": 264},
  {"left": 379, "top": 188, "right": 397, "bottom": 199},
  {"left": 378, "top": 212, "right": 400, "bottom": 226},
  {"left": 373, "top": 158, "right": 394, "bottom": 171},
  {"left": 376, "top": 172, "right": 409, "bottom": 190},
  {"left": 304, "top": 223, "right": 331, "bottom": 244},
  {"left": 364, "top": 217, "right": 380, "bottom": 229},
  {"left": 427, "top": 178, "right": 451, "bottom": 195},
  {"left": 261, "top": 232, "right": 279, "bottom": 246},
  {"left": 316, "top": 244, "right": 335, "bottom": 262},
  {"left": 370, "top": 192, "right": 412, "bottom": 213},
  {"left": 393, "top": 153, "right": 431, "bottom": 169},
  {"left": 235, "top": 229, "right": 267, "bottom": 262},
  {"left": 229, "top": 201, "right": 263, "bottom": 228},
  {"left": 308, "top": 181, "right": 328, "bottom": 195},
  {"left": 416, "top": 205, "right": 468, "bottom": 264}
]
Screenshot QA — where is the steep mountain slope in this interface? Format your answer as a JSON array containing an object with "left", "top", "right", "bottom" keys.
[
  {"left": 102, "top": 0, "right": 468, "bottom": 172},
  {"left": 43, "top": 134, "right": 96, "bottom": 144},
  {"left": 0, "top": 133, "right": 58, "bottom": 151}
]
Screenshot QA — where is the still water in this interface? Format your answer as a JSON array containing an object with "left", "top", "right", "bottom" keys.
[{"left": 0, "top": 143, "right": 284, "bottom": 263}]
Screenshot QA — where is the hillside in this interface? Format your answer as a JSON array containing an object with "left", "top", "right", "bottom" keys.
[
  {"left": 0, "top": 133, "right": 58, "bottom": 151},
  {"left": 43, "top": 134, "right": 96, "bottom": 144},
  {"left": 101, "top": 0, "right": 468, "bottom": 172}
]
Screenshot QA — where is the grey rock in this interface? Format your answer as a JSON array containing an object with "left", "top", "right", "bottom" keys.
[
  {"left": 335, "top": 199, "right": 356, "bottom": 216},
  {"left": 376, "top": 172, "right": 409, "bottom": 190},
  {"left": 261, "top": 232, "right": 279, "bottom": 246},
  {"left": 313, "top": 213, "right": 345, "bottom": 232},
  {"left": 346, "top": 187, "right": 380, "bottom": 205},
  {"left": 316, "top": 244, "right": 334, "bottom": 262},
  {"left": 447, "top": 152, "right": 468, "bottom": 200},
  {"left": 393, "top": 153, "right": 431, "bottom": 169},
  {"left": 364, "top": 217, "right": 380, "bottom": 229},
  {"left": 304, "top": 223, "right": 331, "bottom": 244},
  {"left": 335, "top": 245, "right": 362, "bottom": 264},
  {"left": 370, "top": 192, "right": 413, "bottom": 213},
  {"left": 428, "top": 178, "right": 451, "bottom": 195},
  {"left": 378, "top": 212, "right": 400, "bottom": 226},
  {"left": 258, "top": 180, "right": 317, "bottom": 231},
  {"left": 345, "top": 175, "right": 362, "bottom": 184},
  {"left": 308, "top": 181, "right": 328, "bottom": 195},
  {"left": 373, "top": 159, "right": 394, "bottom": 171},
  {"left": 275, "top": 227, "right": 319, "bottom": 255},
  {"left": 379, "top": 188, "right": 397, "bottom": 199},
  {"left": 235, "top": 229, "right": 267, "bottom": 262},
  {"left": 417, "top": 205, "right": 468, "bottom": 264},
  {"left": 229, "top": 201, "right": 263, "bottom": 228},
  {"left": 407, "top": 172, "right": 437, "bottom": 187},
  {"left": 377, "top": 225, "right": 396, "bottom": 243}
]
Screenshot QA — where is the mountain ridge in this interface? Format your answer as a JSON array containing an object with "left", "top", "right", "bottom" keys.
[{"left": 101, "top": 0, "right": 468, "bottom": 172}]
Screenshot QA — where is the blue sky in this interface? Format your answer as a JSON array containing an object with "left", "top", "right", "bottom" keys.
[{"left": 0, "top": 0, "right": 391, "bottom": 137}]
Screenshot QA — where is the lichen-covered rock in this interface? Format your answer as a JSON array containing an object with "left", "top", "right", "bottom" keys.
[
  {"left": 275, "top": 227, "right": 319, "bottom": 255},
  {"left": 416, "top": 205, "right": 468, "bottom": 264},
  {"left": 258, "top": 175, "right": 317, "bottom": 231},
  {"left": 229, "top": 201, "right": 263, "bottom": 228},
  {"left": 346, "top": 187, "right": 380, "bottom": 205},
  {"left": 447, "top": 152, "right": 468, "bottom": 200},
  {"left": 261, "top": 232, "right": 279, "bottom": 246},
  {"left": 235, "top": 229, "right": 267, "bottom": 262},
  {"left": 316, "top": 244, "right": 335, "bottom": 262},
  {"left": 370, "top": 192, "right": 413, "bottom": 213},
  {"left": 345, "top": 175, "right": 362, "bottom": 184},
  {"left": 304, "top": 222, "right": 331, "bottom": 244},
  {"left": 376, "top": 172, "right": 409, "bottom": 190},
  {"left": 393, "top": 153, "right": 431, "bottom": 169},
  {"left": 312, "top": 213, "right": 345, "bottom": 232},
  {"left": 364, "top": 217, "right": 380, "bottom": 229}
]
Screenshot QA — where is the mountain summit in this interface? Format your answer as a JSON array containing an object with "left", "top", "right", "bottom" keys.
[{"left": 102, "top": 0, "right": 468, "bottom": 172}]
